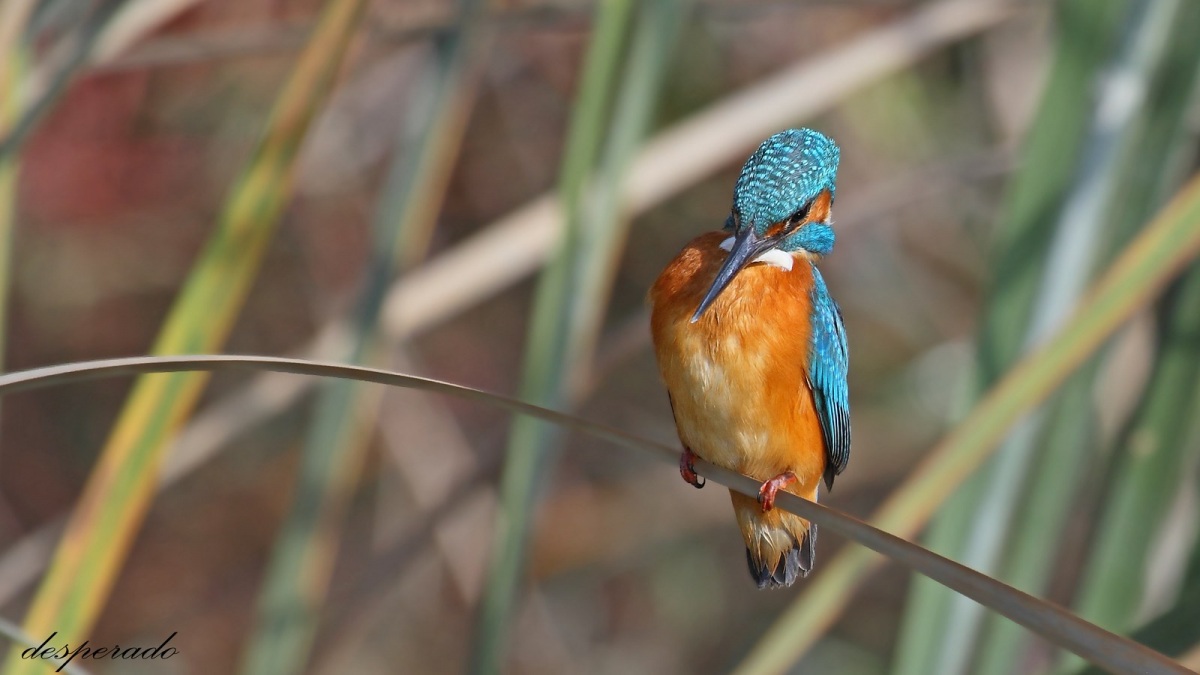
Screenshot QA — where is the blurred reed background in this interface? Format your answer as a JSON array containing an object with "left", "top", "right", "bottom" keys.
[{"left": 0, "top": 0, "right": 1198, "bottom": 673}]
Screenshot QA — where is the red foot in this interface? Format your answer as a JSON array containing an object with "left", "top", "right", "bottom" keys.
[
  {"left": 758, "top": 471, "right": 797, "bottom": 512},
  {"left": 680, "top": 447, "right": 705, "bottom": 488}
]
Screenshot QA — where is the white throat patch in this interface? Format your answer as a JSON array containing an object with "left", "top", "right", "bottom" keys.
[{"left": 720, "top": 236, "right": 794, "bottom": 271}]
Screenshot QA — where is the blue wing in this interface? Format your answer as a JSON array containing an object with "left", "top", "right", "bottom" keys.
[{"left": 807, "top": 266, "right": 850, "bottom": 490}]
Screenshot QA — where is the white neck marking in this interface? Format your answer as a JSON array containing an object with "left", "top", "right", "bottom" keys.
[{"left": 719, "top": 236, "right": 794, "bottom": 271}]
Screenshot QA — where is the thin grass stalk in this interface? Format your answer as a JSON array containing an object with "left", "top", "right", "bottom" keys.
[
  {"left": 733, "top": 170, "right": 1200, "bottom": 675},
  {"left": 892, "top": 1, "right": 1130, "bottom": 671},
  {"left": 0, "top": 353, "right": 1194, "bottom": 674},
  {"left": 469, "top": 2, "right": 643, "bottom": 672},
  {"left": 0, "top": 1, "right": 364, "bottom": 670},
  {"left": 973, "top": 2, "right": 1200, "bottom": 670},
  {"left": 237, "top": 4, "right": 486, "bottom": 673}
]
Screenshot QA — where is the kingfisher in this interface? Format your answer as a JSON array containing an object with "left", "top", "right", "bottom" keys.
[{"left": 649, "top": 129, "right": 850, "bottom": 588}]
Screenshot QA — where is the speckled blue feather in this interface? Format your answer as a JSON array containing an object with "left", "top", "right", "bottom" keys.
[
  {"left": 732, "top": 129, "right": 840, "bottom": 256},
  {"left": 807, "top": 265, "right": 850, "bottom": 488}
]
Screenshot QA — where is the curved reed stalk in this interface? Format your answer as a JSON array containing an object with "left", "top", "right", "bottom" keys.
[{"left": 0, "top": 353, "right": 1189, "bottom": 675}]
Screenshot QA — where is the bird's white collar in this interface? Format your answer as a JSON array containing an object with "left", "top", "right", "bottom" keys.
[{"left": 720, "top": 236, "right": 794, "bottom": 271}]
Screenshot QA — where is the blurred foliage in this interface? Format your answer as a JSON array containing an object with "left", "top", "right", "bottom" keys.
[
  {"left": 901, "top": 0, "right": 1200, "bottom": 672},
  {"left": 2, "top": 0, "right": 365, "bottom": 672},
  {"left": 239, "top": 2, "right": 484, "bottom": 674},
  {"left": 0, "top": 25, "right": 26, "bottom": 374},
  {"left": 474, "top": 1, "right": 684, "bottom": 671},
  {"left": 0, "top": 1, "right": 1197, "bottom": 674}
]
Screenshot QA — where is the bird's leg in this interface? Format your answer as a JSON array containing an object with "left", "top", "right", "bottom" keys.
[
  {"left": 758, "top": 471, "right": 797, "bottom": 512},
  {"left": 680, "top": 447, "right": 705, "bottom": 488}
]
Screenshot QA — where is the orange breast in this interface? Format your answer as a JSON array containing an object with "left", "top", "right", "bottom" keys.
[{"left": 649, "top": 231, "right": 826, "bottom": 493}]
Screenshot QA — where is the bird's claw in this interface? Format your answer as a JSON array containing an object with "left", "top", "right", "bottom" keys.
[
  {"left": 680, "top": 448, "right": 705, "bottom": 488},
  {"left": 758, "top": 471, "right": 797, "bottom": 512}
]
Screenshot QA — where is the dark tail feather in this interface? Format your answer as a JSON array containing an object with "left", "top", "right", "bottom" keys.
[{"left": 746, "top": 523, "right": 817, "bottom": 589}]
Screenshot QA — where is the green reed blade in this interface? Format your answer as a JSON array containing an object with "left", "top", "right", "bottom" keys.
[
  {"left": 237, "top": 3, "right": 488, "bottom": 673},
  {"left": 933, "top": 0, "right": 1192, "bottom": 671},
  {"left": 893, "top": 0, "right": 1131, "bottom": 671},
  {"left": 470, "top": 1, "right": 683, "bottom": 672},
  {"left": 974, "top": 2, "right": 1200, "bottom": 671},
  {"left": 0, "top": 7, "right": 30, "bottom": 377},
  {"left": 468, "top": 3, "right": 634, "bottom": 673}
]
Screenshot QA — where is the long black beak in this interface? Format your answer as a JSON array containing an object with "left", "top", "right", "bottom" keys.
[{"left": 691, "top": 227, "right": 774, "bottom": 322}]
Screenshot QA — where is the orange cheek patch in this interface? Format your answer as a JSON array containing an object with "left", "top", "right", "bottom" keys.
[{"left": 806, "top": 190, "right": 832, "bottom": 224}]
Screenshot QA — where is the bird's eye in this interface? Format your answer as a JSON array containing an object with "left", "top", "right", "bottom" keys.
[
  {"left": 782, "top": 202, "right": 812, "bottom": 234},
  {"left": 791, "top": 202, "right": 812, "bottom": 225}
]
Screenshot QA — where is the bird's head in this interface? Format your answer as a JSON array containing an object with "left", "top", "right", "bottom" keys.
[{"left": 692, "top": 128, "right": 840, "bottom": 322}]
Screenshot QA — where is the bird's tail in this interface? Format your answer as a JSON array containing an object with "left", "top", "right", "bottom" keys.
[{"left": 730, "top": 489, "right": 817, "bottom": 588}]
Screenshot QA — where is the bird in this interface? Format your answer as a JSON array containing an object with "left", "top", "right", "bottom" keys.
[{"left": 649, "top": 128, "right": 850, "bottom": 588}]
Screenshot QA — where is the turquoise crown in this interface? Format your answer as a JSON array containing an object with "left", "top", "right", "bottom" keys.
[{"left": 732, "top": 128, "right": 839, "bottom": 229}]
